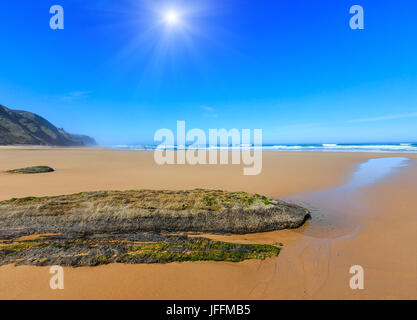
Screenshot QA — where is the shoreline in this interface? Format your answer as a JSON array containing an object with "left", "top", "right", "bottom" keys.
[{"left": 1, "top": 148, "right": 416, "bottom": 201}]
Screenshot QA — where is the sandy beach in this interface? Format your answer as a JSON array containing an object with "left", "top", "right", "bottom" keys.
[{"left": 0, "top": 147, "right": 416, "bottom": 299}]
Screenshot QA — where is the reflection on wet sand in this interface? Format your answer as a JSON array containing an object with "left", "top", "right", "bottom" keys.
[{"left": 285, "top": 157, "right": 410, "bottom": 239}]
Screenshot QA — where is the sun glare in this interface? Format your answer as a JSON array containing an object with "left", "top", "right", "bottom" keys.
[{"left": 164, "top": 10, "right": 180, "bottom": 26}]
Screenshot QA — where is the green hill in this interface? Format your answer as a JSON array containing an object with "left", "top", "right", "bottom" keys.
[{"left": 0, "top": 104, "right": 96, "bottom": 146}]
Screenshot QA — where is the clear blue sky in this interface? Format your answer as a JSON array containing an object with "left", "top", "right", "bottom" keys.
[{"left": 0, "top": 0, "right": 416, "bottom": 144}]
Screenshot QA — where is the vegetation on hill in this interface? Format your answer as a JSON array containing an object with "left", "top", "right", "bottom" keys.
[{"left": 0, "top": 104, "right": 96, "bottom": 146}]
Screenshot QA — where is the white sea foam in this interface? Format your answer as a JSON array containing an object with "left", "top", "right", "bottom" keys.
[{"left": 110, "top": 143, "right": 417, "bottom": 153}]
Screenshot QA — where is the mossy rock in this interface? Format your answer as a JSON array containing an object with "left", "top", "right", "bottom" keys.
[
  {"left": 0, "top": 189, "right": 309, "bottom": 236},
  {"left": 7, "top": 166, "right": 54, "bottom": 174},
  {"left": 0, "top": 234, "right": 282, "bottom": 266}
]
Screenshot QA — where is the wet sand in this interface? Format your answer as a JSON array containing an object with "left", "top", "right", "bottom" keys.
[
  {"left": 0, "top": 147, "right": 397, "bottom": 200},
  {"left": 0, "top": 147, "right": 416, "bottom": 299}
]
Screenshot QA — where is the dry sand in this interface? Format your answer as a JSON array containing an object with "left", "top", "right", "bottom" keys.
[{"left": 0, "top": 147, "right": 416, "bottom": 299}]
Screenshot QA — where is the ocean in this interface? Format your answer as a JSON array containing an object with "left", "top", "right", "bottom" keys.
[{"left": 110, "top": 143, "right": 417, "bottom": 153}]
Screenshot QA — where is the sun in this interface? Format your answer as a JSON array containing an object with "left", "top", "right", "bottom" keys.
[{"left": 163, "top": 9, "right": 181, "bottom": 26}]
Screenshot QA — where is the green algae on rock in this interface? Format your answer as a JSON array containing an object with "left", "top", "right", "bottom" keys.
[
  {"left": 0, "top": 233, "right": 282, "bottom": 267},
  {"left": 6, "top": 166, "right": 54, "bottom": 174},
  {"left": 0, "top": 189, "right": 309, "bottom": 237},
  {"left": 0, "top": 189, "right": 307, "bottom": 266}
]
